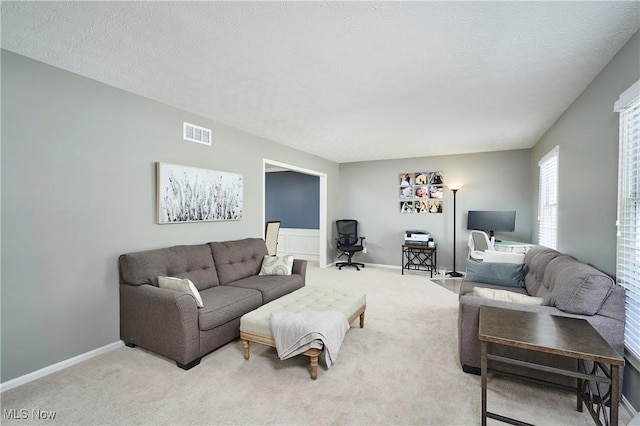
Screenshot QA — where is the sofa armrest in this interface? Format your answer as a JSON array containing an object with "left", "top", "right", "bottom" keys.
[
  {"left": 292, "top": 259, "right": 308, "bottom": 285},
  {"left": 120, "top": 284, "right": 200, "bottom": 366}
]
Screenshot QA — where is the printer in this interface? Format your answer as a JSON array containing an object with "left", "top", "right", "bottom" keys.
[{"left": 405, "top": 230, "right": 431, "bottom": 245}]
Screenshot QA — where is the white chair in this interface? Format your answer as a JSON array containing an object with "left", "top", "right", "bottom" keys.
[
  {"left": 264, "top": 221, "right": 281, "bottom": 256},
  {"left": 468, "top": 230, "right": 495, "bottom": 261}
]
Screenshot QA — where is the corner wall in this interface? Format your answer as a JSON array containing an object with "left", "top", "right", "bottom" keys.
[
  {"left": 0, "top": 50, "right": 340, "bottom": 383},
  {"left": 530, "top": 30, "right": 640, "bottom": 413}
]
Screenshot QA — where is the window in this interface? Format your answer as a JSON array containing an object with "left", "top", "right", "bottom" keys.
[
  {"left": 615, "top": 80, "right": 640, "bottom": 360},
  {"left": 538, "top": 146, "right": 559, "bottom": 249}
]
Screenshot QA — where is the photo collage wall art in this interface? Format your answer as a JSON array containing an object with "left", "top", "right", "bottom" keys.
[{"left": 399, "top": 171, "right": 443, "bottom": 214}]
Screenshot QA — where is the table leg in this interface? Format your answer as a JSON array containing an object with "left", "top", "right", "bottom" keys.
[
  {"left": 611, "top": 365, "right": 620, "bottom": 426},
  {"left": 576, "top": 359, "right": 583, "bottom": 412},
  {"left": 434, "top": 250, "right": 437, "bottom": 276},
  {"left": 310, "top": 354, "right": 318, "bottom": 380},
  {"left": 430, "top": 250, "right": 433, "bottom": 278},
  {"left": 481, "top": 341, "right": 487, "bottom": 426}
]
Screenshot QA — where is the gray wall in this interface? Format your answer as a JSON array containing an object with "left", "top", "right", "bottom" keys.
[
  {"left": 531, "top": 30, "right": 639, "bottom": 277},
  {"left": 265, "top": 171, "right": 320, "bottom": 229},
  {"left": 531, "top": 30, "right": 640, "bottom": 412},
  {"left": 0, "top": 50, "right": 340, "bottom": 382},
  {"left": 338, "top": 150, "right": 533, "bottom": 270}
]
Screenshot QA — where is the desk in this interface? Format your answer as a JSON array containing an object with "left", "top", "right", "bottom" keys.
[
  {"left": 479, "top": 306, "right": 624, "bottom": 426},
  {"left": 494, "top": 240, "right": 534, "bottom": 254},
  {"left": 401, "top": 244, "right": 437, "bottom": 277}
]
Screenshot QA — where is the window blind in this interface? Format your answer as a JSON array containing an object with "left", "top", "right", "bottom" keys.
[
  {"left": 538, "top": 147, "right": 559, "bottom": 249},
  {"left": 616, "top": 80, "right": 640, "bottom": 360}
]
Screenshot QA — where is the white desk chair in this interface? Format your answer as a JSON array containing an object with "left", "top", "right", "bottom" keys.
[
  {"left": 468, "top": 230, "right": 495, "bottom": 261},
  {"left": 264, "top": 221, "right": 281, "bottom": 256}
]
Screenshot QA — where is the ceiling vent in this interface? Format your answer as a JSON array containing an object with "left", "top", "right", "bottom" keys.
[{"left": 183, "top": 122, "right": 211, "bottom": 146}]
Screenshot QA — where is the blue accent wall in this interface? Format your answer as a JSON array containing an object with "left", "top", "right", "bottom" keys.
[{"left": 266, "top": 171, "right": 319, "bottom": 229}]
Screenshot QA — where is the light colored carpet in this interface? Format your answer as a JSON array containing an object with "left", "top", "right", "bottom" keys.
[{"left": 1, "top": 265, "right": 632, "bottom": 425}]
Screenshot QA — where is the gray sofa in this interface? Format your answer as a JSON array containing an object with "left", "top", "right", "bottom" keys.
[
  {"left": 119, "top": 238, "right": 307, "bottom": 369},
  {"left": 458, "top": 245, "right": 625, "bottom": 387}
]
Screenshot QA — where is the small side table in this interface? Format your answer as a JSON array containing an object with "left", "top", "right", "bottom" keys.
[
  {"left": 479, "top": 306, "right": 624, "bottom": 426},
  {"left": 401, "top": 244, "right": 437, "bottom": 277}
]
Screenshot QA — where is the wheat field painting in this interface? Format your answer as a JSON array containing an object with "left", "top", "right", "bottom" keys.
[{"left": 157, "top": 162, "right": 243, "bottom": 223}]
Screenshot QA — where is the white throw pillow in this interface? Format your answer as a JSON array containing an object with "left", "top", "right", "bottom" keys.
[
  {"left": 483, "top": 250, "right": 525, "bottom": 264},
  {"left": 157, "top": 276, "right": 204, "bottom": 308},
  {"left": 473, "top": 287, "right": 543, "bottom": 306},
  {"left": 259, "top": 254, "right": 294, "bottom": 276}
]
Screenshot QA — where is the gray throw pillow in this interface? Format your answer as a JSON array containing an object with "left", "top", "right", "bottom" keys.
[{"left": 465, "top": 260, "right": 525, "bottom": 287}]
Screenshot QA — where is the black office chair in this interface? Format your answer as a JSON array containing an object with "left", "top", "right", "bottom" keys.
[{"left": 336, "top": 219, "right": 366, "bottom": 271}]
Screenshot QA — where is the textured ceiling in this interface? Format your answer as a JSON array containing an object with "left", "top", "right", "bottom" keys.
[{"left": 2, "top": 1, "right": 639, "bottom": 163}]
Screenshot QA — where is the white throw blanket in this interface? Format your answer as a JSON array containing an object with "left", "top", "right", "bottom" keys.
[{"left": 269, "top": 311, "right": 350, "bottom": 368}]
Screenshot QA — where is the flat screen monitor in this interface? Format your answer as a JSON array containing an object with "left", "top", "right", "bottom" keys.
[{"left": 467, "top": 210, "right": 516, "bottom": 238}]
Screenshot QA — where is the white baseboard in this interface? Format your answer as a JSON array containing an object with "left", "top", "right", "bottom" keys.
[
  {"left": 0, "top": 341, "right": 124, "bottom": 393},
  {"left": 366, "top": 262, "right": 401, "bottom": 270}
]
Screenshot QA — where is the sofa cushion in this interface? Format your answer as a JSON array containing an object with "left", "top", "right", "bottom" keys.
[
  {"left": 157, "top": 276, "right": 204, "bottom": 308},
  {"left": 224, "top": 274, "right": 305, "bottom": 304},
  {"left": 465, "top": 260, "right": 525, "bottom": 287},
  {"left": 259, "top": 254, "right": 294, "bottom": 276},
  {"left": 473, "top": 287, "right": 544, "bottom": 305},
  {"left": 209, "top": 238, "right": 268, "bottom": 285},
  {"left": 546, "top": 258, "right": 615, "bottom": 315},
  {"left": 530, "top": 255, "right": 571, "bottom": 301},
  {"left": 198, "top": 286, "right": 262, "bottom": 331},
  {"left": 523, "top": 246, "right": 562, "bottom": 296},
  {"left": 119, "top": 244, "right": 219, "bottom": 291}
]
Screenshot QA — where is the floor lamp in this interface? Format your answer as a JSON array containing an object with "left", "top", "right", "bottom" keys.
[{"left": 448, "top": 185, "right": 464, "bottom": 277}]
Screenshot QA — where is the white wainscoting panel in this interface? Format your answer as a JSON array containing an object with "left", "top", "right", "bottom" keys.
[{"left": 277, "top": 228, "right": 319, "bottom": 261}]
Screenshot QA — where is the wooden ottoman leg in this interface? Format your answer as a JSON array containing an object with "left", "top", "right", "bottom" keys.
[
  {"left": 306, "top": 348, "right": 322, "bottom": 380},
  {"left": 242, "top": 340, "right": 250, "bottom": 360},
  {"left": 310, "top": 355, "right": 318, "bottom": 380},
  {"left": 360, "top": 311, "right": 365, "bottom": 328}
]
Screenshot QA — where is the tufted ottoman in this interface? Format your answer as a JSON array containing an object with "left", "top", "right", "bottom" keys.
[{"left": 240, "top": 286, "right": 366, "bottom": 379}]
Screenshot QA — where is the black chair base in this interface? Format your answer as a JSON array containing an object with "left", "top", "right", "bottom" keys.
[
  {"left": 337, "top": 261, "right": 365, "bottom": 270},
  {"left": 336, "top": 252, "right": 365, "bottom": 270}
]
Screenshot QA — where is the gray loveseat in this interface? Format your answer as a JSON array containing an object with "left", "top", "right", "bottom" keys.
[
  {"left": 458, "top": 245, "right": 625, "bottom": 387},
  {"left": 119, "top": 238, "right": 307, "bottom": 369}
]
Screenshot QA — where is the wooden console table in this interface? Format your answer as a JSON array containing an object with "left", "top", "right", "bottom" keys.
[
  {"left": 479, "top": 306, "right": 624, "bottom": 426},
  {"left": 401, "top": 244, "right": 437, "bottom": 277}
]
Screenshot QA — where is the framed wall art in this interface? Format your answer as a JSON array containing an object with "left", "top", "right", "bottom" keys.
[
  {"left": 157, "top": 162, "right": 243, "bottom": 224},
  {"left": 398, "top": 171, "right": 443, "bottom": 214}
]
